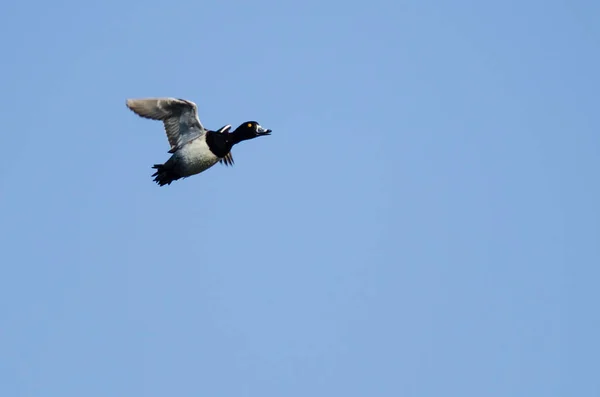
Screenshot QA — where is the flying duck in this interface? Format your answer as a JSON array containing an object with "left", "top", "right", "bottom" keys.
[{"left": 126, "top": 97, "right": 272, "bottom": 186}]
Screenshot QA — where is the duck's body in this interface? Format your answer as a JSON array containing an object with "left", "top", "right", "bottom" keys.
[
  {"left": 153, "top": 136, "right": 220, "bottom": 185},
  {"left": 175, "top": 136, "right": 220, "bottom": 174},
  {"left": 125, "top": 97, "right": 271, "bottom": 186}
]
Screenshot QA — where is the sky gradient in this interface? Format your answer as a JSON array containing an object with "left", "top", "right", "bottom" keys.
[{"left": 1, "top": 1, "right": 599, "bottom": 396}]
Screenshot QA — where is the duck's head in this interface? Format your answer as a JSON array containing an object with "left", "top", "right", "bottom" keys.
[{"left": 230, "top": 121, "right": 272, "bottom": 144}]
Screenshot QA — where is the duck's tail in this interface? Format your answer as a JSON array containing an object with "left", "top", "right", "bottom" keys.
[{"left": 151, "top": 163, "right": 180, "bottom": 186}]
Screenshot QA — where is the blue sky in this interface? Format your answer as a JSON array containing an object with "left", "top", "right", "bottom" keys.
[{"left": 1, "top": 0, "right": 598, "bottom": 396}]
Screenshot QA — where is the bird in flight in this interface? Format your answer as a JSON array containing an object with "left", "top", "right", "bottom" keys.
[{"left": 126, "top": 97, "right": 272, "bottom": 186}]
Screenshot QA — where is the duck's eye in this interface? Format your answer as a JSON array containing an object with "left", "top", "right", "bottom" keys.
[{"left": 247, "top": 123, "right": 252, "bottom": 128}]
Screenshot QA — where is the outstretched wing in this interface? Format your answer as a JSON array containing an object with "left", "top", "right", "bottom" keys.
[{"left": 126, "top": 97, "right": 205, "bottom": 150}]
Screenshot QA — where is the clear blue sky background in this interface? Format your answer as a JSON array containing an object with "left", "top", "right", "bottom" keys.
[{"left": 1, "top": 0, "right": 598, "bottom": 396}]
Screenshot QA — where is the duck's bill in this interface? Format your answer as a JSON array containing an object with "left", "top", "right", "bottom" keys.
[{"left": 257, "top": 126, "right": 272, "bottom": 136}]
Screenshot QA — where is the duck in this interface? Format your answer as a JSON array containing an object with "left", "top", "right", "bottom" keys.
[{"left": 126, "top": 97, "right": 272, "bottom": 186}]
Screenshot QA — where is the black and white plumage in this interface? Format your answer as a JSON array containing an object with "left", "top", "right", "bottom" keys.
[{"left": 126, "top": 97, "right": 271, "bottom": 186}]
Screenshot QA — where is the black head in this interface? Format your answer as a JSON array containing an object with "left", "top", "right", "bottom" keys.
[{"left": 230, "top": 121, "right": 272, "bottom": 144}]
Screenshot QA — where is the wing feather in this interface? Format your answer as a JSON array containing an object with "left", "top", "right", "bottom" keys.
[
  {"left": 126, "top": 97, "right": 205, "bottom": 149},
  {"left": 219, "top": 152, "right": 235, "bottom": 166}
]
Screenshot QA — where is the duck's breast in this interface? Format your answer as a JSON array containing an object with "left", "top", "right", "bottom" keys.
[{"left": 178, "top": 137, "right": 219, "bottom": 175}]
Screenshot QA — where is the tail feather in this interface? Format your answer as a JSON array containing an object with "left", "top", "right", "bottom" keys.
[{"left": 151, "top": 163, "right": 180, "bottom": 186}]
